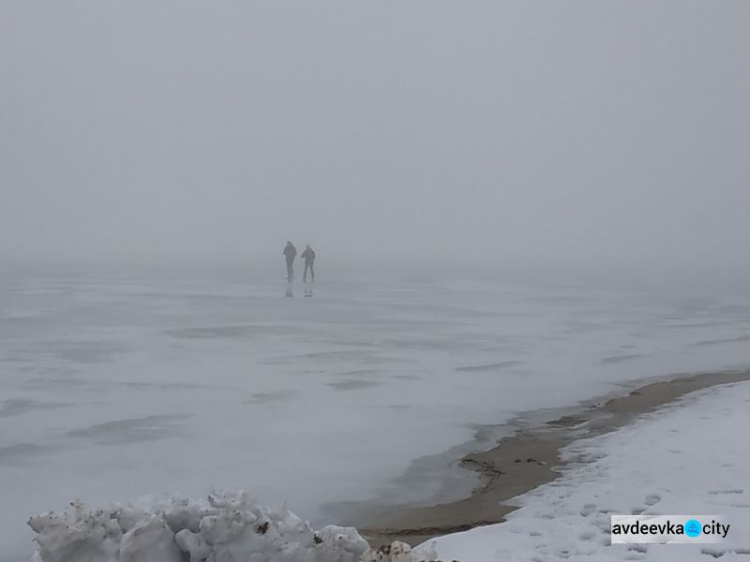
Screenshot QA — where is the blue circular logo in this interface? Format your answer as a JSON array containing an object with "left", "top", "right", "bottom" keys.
[{"left": 685, "top": 519, "right": 702, "bottom": 538}]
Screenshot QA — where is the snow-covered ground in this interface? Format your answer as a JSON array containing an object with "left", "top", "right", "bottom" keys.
[
  {"left": 1, "top": 264, "right": 749, "bottom": 560},
  {"left": 429, "top": 380, "right": 750, "bottom": 561}
]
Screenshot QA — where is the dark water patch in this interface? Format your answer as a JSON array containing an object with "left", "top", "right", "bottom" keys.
[
  {"left": 692, "top": 335, "right": 750, "bottom": 347},
  {"left": 166, "top": 325, "right": 291, "bottom": 340},
  {"left": 391, "top": 374, "right": 421, "bottom": 380},
  {"left": 293, "top": 350, "right": 373, "bottom": 360},
  {"left": 286, "top": 350, "right": 412, "bottom": 366},
  {"left": 119, "top": 381, "right": 215, "bottom": 391},
  {"left": 0, "top": 355, "right": 29, "bottom": 364},
  {"left": 600, "top": 354, "right": 645, "bottom": 365},
  {"left": 667, "top": 321, "right": 734, "bottom": 330},
  {"left": 57, "top": 343, "right": 126, "bottom": 364},
  {"left": 336, "top": 369, "right": 381, "bottom": 377},
  {"left": 455, "top": 361, "right": 522, "bottom": 373},
  {"left": 0, "top": 443, "right": 54, "bottom": 465},
  {"left": 363, "top": 356, "right": 413, "bottom": 366},
  {"left": 25, "top": 376, "right": 89, "bottom": 388},
  {"left": 68, "top": 415, "right": 190, "bottom": 445},
  {"left": 0, "top": 399, "right": 69, "bottom": 418},
  {"left": 328, "top": 380, "right": 383, "bottom": 391},
  {"left": 258, "top": 358, "right": 294, "bottom": 365},
  {"left": 383, "top": 338, "right": 465, "bottom": 352},
  {"left": 323, "top": 340, "right": 379, "bottom": 348},
  {"left": 30, "top": 340, "right": 128, "bottom": 364},
  {"left": 245, "top": 390, "right": 300, "bottom": 404},
  {"left": 564, "top": 320, "right": 608, "bottom": 333}
]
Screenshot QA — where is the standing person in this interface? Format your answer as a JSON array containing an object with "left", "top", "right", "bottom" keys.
[
  {"left": 301, "top": 244, "right": 316, "bottom": 283},
  {"left": 283, "top": 241, "right": 297, "bottom": 282}
]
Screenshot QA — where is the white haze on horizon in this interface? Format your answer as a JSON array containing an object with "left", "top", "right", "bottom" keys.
[{"left": 2, "top": 1, "right": 749, "bottom": 273}]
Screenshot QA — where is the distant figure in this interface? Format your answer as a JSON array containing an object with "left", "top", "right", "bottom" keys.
[
  {"left": 283, "top": 241, "right": 297, "bottom": 281},
  {"left": 301, "top": 244, "right": 316, "bottom": 283}
]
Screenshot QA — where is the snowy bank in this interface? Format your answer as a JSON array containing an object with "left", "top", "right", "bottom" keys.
[
  {"left": 428, "top": 380, "right": 750, "bottom": 561},
  {"left": 27, "top": 491, "right": 440, "bottom": 562}
]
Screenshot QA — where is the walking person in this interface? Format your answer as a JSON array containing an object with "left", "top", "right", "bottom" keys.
[
  {"left": 301, "top": 244, "right": 316, "bottom": 283},
  {"left": 283, "top": 241, "right": 297, "bottom": 282}
]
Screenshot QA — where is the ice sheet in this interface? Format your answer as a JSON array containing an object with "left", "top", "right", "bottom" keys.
[{"left": 1, "top": 265, "right": 749, "bottom": 559}]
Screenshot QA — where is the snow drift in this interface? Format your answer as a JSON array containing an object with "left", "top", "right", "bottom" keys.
[{"left": 27, "top": 490, "right": 439, "bottom": 562}]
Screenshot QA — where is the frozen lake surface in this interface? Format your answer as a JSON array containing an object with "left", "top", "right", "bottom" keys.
[{"left": 1, "top": 264, "right": 749, "bottom": 560}]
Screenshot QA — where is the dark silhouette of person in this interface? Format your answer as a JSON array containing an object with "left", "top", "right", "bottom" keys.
[
  {"left": 283, "top": 241, "right": 297, "bottom": 281},
  {"left": 301, "top": 244, "right": 316, "bottom": 283}
]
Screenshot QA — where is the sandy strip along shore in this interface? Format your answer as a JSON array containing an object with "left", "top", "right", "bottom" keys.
[{"left": 358, "top": 369, "right": 750, "bottom": 547}]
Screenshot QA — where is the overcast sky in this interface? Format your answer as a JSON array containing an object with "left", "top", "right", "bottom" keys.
[{"left": 2, "top": 1, "right": 749, "bottom": 269}]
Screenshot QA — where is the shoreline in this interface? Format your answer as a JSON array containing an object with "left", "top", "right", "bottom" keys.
[{"left": 356, "top": 368, "right": 750, "bottom": 547}]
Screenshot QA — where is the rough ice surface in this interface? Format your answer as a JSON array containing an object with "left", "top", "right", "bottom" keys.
[
  {"left": 27, "top": 490, "right": 437, "bottom": 562},
  {"left": 428, "top": 380, "right": 750, "bottom": 561},
  {"left": 2, "top": 266, "right": 750, "bottom": 559}
]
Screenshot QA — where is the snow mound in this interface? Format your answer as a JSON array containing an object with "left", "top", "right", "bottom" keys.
[{"left": 27, "top": 490, "right": 440, "bottom": 562}]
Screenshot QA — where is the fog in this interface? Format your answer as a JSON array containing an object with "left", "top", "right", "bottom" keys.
[
  {"left": 3, "top": 6, "right": 750, "bottom": 559},
  {"left": 2, "top": 1, "right": 749, "bottom": 270}
]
